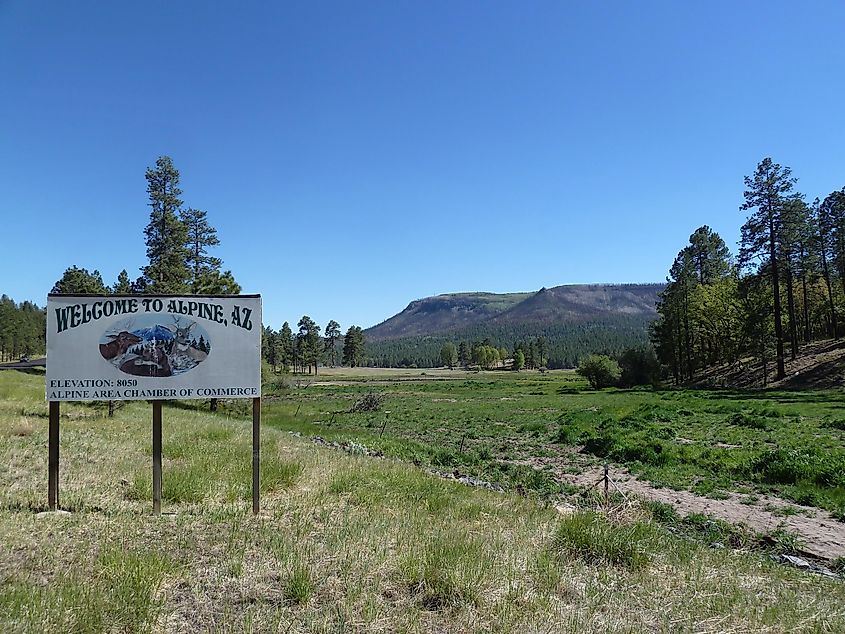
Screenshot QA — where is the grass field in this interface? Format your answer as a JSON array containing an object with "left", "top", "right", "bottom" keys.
[
  {"left": 1, "top": 368, "right": 845, "bottom": 632},
  {"left": 265, "top": 367, "right": 845, "bottom": 518}
]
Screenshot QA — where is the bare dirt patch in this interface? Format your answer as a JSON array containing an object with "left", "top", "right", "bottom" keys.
[{"left": 523, "top": 450, "right": 845, "bottom": 560}]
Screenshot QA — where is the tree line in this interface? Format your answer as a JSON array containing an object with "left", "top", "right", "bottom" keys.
[
  {"left": 0, "top": 296, "right": 45, "bottom": 361},
  {"left": 363, "top": 317, "right": 653, "bottom": 369},
  {"left": 261, "top": 318, "right": 366, "bottom": 374},
  {"left": 652, "top": 157, "right": 845, "bottom": 385}
]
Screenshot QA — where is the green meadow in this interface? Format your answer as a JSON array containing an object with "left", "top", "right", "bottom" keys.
[
  {"left": 265, "top": 368, "right": 845, "bottom": 517},
  {"left": 1, "top": 367, "right": 844, "bottom": 632}
]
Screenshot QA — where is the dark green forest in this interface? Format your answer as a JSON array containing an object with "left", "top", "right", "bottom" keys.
[
  {"left": 362, "top": 316, "right": 653, "bottom": 369},
  {"left": 0, "top": 296, "right": 45, "bottom": 361}
]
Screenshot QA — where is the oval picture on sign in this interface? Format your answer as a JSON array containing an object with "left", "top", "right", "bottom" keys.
[{"left": 99, "top": 315, "right": 212, "bottom": 377}]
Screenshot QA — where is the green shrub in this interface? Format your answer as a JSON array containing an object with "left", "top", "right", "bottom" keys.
[
  {"left": 728, "top": 412, "right": 771, "bottom": 430},
  {"left": 747, "top": 448, "right": 845, "bottom": 487},
  {"left": 576, "top": 355, "right": 621, "bottom": 389}
]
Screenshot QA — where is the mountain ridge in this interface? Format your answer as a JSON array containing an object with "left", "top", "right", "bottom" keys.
[
  {"left": 362, "top": 283, "right": 664, "bottom": 368},
  {"left": 365, "top": 283, "right": 664, "bottom": 342}
]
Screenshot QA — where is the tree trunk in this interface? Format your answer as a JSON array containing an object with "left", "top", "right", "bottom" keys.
[
  {"left": 801, "top": 273, "right": 810, "bottom": 343},
  {"left": 822, "top": 251, "right": 838, "bottom": 339},
  {"left": 769, "top": 217, "right": 786, "bottom": 380},
  {"left": 785, "top": 263, "right": 798, "bottom": 360},
  {"left": 683, "top": 287, "right": 693, "bottom": 380}
]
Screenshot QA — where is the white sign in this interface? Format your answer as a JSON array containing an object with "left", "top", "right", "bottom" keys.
[{"left": 46, "top": 295, "right": 261, "bottom": 402}]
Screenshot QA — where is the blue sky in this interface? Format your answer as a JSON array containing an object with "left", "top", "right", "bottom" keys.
[{"left": 1, "top": 1, "right": 843, "bottom": 331}]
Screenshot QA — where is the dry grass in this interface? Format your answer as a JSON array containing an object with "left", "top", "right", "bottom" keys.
[{"left": 1, "top": 370, "right": 844, "bottom": 632}]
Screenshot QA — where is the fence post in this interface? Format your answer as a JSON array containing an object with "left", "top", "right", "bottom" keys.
[{"left": 603, "top": 464, "right": 609, "bottom": 505}]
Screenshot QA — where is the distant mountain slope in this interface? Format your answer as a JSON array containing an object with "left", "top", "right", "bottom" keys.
[
  {"left": 366, "top": 292, "right": 531, "bottom": 340},
  {"left": 490, "top": 284, "right": 661, "bottom": 325},
  {"left": 363, "top": 283, "right": 664, "bottom": 368},
  {"left": 366, "top": 284, "right": 662, "bottom": 341}
]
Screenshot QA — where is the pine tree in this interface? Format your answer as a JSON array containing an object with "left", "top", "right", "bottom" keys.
[
  {"left": 181, "top": 207, "right": 223, "bottom": 292},
  {"left": 113, "top": 269, "right": 132, "bottom": 295},
  {"left": 51, "top": 266, "right": 108, "bottom": 295},
  {"left": 324, "top": 320, "right": 341, "bottom": 367},
  {"left": 342, "top": 326, "right": 366, "bottom": 368},
  {"left": 279, "top": 322, "right": 294, "bottom": 372},
  {"left": 142, "top": 156, "right": 190, "bottom": 293},
  {"left": 297, "top": 316, "right": 321, "bottom": 374},
  {"left": 814, "top": 196, "right": 839, "bottom": 338},
  {"left": 739, "top": 157, "right": 797, "bottom": 380}
]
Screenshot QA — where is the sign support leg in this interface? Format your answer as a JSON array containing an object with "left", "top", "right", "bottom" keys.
[
  {"left": 153, "top": 401, "right": 162, "bottom": 515},
  {"left": 253, "top": 396, "right": 260, "bottom": 515},
  {"left": 48, "top": 401, "right": 60, "bottom": 510}
]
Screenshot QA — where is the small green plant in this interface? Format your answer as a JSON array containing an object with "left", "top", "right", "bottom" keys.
[
  {"left": 552, "top": 511, "right": 653, "bottom": 570},
  {"left": 645, "top": 500, "right": 679, "bottom": 524},
  {"left": 398, "top": 531, "right": 485, "bottom": 610},
  {"left": 762, "top": 526, "right": 804, "bottom": 555},
  {"left": 261, "top": 457, "right": 304, "bottom": 493},
  {"left": 284, "top": 562, "right": 313, "bottom": 605}
]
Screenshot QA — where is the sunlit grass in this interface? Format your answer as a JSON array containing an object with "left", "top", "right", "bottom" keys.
[{"left": 1, "top": 369, "right": 844, "bottom": 632}]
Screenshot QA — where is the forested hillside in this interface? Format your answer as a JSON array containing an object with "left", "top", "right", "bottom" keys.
[
  {"left": 364, "top": 284, "right": 662, "bottom": 368},
  {"left": 652, "top": 157, "right": 845, "bottom": 387},
  {"left": 0, "top": 296, "right": 45, "bottom": 361}
]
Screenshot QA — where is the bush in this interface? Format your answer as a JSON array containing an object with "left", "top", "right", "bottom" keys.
[
  {"left": 746, "top": 448, "right": 845, "bottom": 487},
  {"left": 576, "top": 355, "right": 621, "bottom": 389},
  {"left": 618, "top": 346, "right": 661, "bottom": 387}
]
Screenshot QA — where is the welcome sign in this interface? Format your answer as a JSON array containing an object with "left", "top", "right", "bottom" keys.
[{"left": 46, "top": 294, "right": 261, "bottom": 401}]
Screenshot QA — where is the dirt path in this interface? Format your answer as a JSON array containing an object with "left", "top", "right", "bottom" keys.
[{"left": 529, "top": 452, "right": 845, "bottom": 561}]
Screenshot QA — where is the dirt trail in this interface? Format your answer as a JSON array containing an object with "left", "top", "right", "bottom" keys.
[{"left": 532, "top": 453, "right": 845, "bottom": 561}]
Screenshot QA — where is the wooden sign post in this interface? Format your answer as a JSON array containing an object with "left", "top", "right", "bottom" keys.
[
  {"left": 152, "top": 401, "right": 162, "bottom": 515},
  {"left": 48, "top": 401, "right": 60, "bottom": 510},
  {"left": 253, "top": 396, "right": 260, "bottom": 515}
]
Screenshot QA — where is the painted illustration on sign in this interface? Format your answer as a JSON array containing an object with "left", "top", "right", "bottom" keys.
[{"left": 99, "top": 315, "right": 212, "bottom": 377}]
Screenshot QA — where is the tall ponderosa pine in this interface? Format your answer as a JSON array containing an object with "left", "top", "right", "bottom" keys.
[
  {"left": 324, "top": 320, "right": 341, "bottom": 367},
  {"left": 142, "top": 156, "right": 190, "bottom": 293},
  {"left": 652, "top": 226, "right": 733, "bottom": 381},
  {"left": 181, "top": 207, "right": 223, "bottom": 292},
  {"left": 815, "top": 195, "right": 840, "bottom": 338},
  {"left": 739, "top": 157, "right": 797, "bottom": 381},
  {"left": 297, "top": 316, "right": 322, "bottom": 374},
  {"left": 279, "top": 322, "right": 294, "bottom": 372},
  {"left": 342, "top": 326, "right": 366, "bottom": 368}
]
